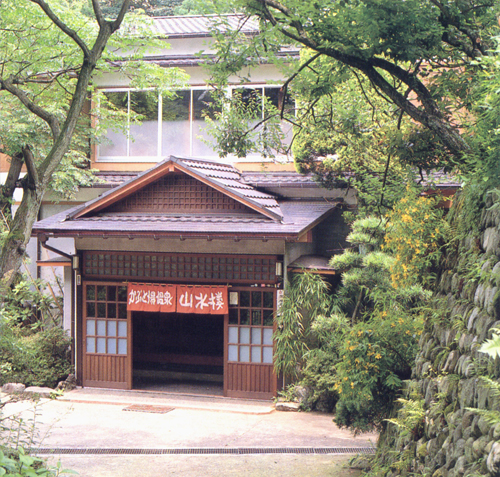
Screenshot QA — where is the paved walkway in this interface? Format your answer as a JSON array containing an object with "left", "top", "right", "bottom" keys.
[{"left": 1, "top": 388, "right": 377, "bottom": 476}]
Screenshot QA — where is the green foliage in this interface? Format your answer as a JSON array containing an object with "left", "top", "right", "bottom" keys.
[
  {"left": 385, "top": 398, "right": 425, "bottom": 440},
  {"left": 0, "top": 448, "right": 76, "bottom": 476},
  {"left": 2, "top": 278, "right": 61, "bottom": 330},
  {"left": 329, "top": 250, "right": 362, "bottom": 272},
  {"left": 273, "top": 273, "right": 332, "bottom": 378},
  {"left": 384, "top": 186, "right": 450, "bottom": 288},
  {"left": 0, "top": 323, "right": 72, "bottom": 388},
  {"left": 479, "top": 328, "right": 500, "bottom": 359},
  {"left": 333, "top": 309, "right": 424, "bottom": 432}
]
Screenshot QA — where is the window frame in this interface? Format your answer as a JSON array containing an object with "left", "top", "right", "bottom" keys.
[{"left": 95, "top": 85, "right": 290, "bottom": 163}]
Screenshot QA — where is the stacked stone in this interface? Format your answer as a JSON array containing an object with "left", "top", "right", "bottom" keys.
[{"left": 380, "top": 197, "right": 500, "bottom": 477}]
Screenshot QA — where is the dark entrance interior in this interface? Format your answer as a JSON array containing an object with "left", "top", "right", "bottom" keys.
[{"left": 132, "top": 312, "right": 224, "bottom": 395}]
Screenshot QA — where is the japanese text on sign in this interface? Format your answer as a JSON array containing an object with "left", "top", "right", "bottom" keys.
[{"left": 127, "top": 284, "right": 227, "bottom": 315}]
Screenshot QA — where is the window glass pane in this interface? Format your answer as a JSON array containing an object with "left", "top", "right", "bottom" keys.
[
  {"left": 263, "top": 347, "right": 273, "bottom": 364},
  {"left": 107, "top": 338, "right": 117, "bottom": 354},
  {"left": 162, "top": 90, "right": 190, "bottom": 156},
  {"left": 107, "top": 303, "right": 116, "bottom": 319},
  {"left": 251, "top": 347, "right": 262, "bottom": 363},
  {"left": 97, "top": 286, "right": 106, "bottom": 301},
  {"left": 86, "top": 320, "right": 95, "bottom": 336},
  {"left": 229, "top": 309, "right": 238, "bottom": 325},
  {"left": 240, "top": 346, "right": 250, "bottom": 362},
  {"left": 118, "top": 321, "right": 127, "bottom": 337},
  {"left": 240, "top": 309, "right": 250, "bottom": 325},
  {"left": 107, "top": 287, "right": 116, "bottom": 302},
  {"left": 107, "top": 320, "right": 117, "bottom": 337},
  {"left": 192, "top": 90, "right": 220, "bottom": 156},
  {"left": 86, "top": 302, "right": 96, "bottom": 317},
  {"left": 96, "top": 338, "right": 106, "bottom": 353},
  {"left": 263, "top": 309, "right": 274, "bottom": 327},
  {"left": 99, "top": 91, "right": 128, "bottom": 157},
  {"left": 252, "top": 291, "right": 262, "bottom": 308},
  {"left": 97, "top": 303, "right": 106, "bottom": 318},
  {"left": 263, "top": 328, "right": 273, "bottom": 345},
  {"left": 240, "top": 291, "right": 250, "bottom": 307},
  {"left": 86, "top": 285, "right": 95, "bottom": 301},
  {"left": 228, "top": 345, "right": 238, "bottom": 362},
  {"left": 263, "top": 291, "right": 274, "bottom": 309},
  {"left": 228, "top": 326, "right": 238, "bottom": 344},
  {"left": 118, "top": 303, "right": 127, "bottom": 319},
  {"left": 129, "top": 91, "right": 159, "bottom": 156},
  {"left": 96, "top": 320, "right": 106, "bottom": 336},
  {"left": 240, "top": 327, "right": 250, "bottom": 344},
  {"left": 252, "top": 310, "right": 262, "bottom": 326},
  {"left": 118, "top": 286, "right": 128, "bottom": 302},
  {"left": 118, "top": 339, "right": 127, "bottom": 355},
  {"left": 86, "top": 337, "right": 95, "bottom": 353},
  {"left": 251, "top": 328, "right": 262, "bottom": 345},
  {"left": 265, "top": 87, "right": 294, "bottom": 148}
]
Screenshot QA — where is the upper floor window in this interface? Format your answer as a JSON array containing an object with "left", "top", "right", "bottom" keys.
[{"left": 96, "top": 86, "right": 292, "bottom": 162}]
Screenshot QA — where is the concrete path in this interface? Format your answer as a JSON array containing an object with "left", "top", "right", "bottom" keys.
[{"left": 1, "top": 388, "right": 377, "bottom": 476}]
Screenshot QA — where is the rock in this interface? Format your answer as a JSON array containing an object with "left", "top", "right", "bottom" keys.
[
  {"left": 275, "top": 402, "right": 300, "bottom": 412},
  {"left": 472, "top": 436, "right": 490, "bottom": 458},
  {"left": 55, "top": 373, "right": 76, "bottom": 392},
  {"left": 487, "top": 441, "right": 500, "bottom": 476},
  {"left": 478, "top": 416, "right": 491, "bottom": 436},
  {"left": 443, "top": 351, "right": 459, "bottom": 374},
  {"left": 23, "top": 386, "right": 54, "bottom": 399},
  {"left": 294, "top": 385, "right": 311, "bottom": 404},
  {"left": 1, "top": 383, "right": 26, "bottom": 394},
  {"left": 455, "top": 455, "right": 467, "bottom": 475}
]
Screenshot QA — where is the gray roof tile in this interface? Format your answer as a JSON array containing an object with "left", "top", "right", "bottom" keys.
[
  {"left": 33, "top": 200, "right": 336, "bottom": 237},
  {"left": 151, "top": 14, "right": 259, "bottom": 38}
]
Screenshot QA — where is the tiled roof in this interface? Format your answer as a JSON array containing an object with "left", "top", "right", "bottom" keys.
[
  {"left": 288, "top": 255, "right": 336, "bottom": 272},
  {"left": 416, "top": 170, "right": 460, "bottom": 188},
  {"left": 151, "top": 14, "right": 259, "bottom": 38},
  {"left": 71, "top": 156, "right": 283, "bottom": 221},
  {"left": 32, "top": 200, "right": 337, "bottom": 238}
]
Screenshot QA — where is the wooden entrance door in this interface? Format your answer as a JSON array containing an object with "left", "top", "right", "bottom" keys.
[
  {"left": 224, "top": 288, "right": 277, "bottom": 399},
  {"left": 82, "top": 282, "right": 132, "bottom": 389}
]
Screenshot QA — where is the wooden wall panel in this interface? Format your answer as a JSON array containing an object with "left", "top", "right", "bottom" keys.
[
  {"left": 83, "top": 355, "right": 129, "bottom": 389},
  {"left": 226, "top": 363, "right": 275, "bottom": 399}
]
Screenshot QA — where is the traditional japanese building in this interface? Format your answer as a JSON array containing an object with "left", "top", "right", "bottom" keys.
[{"left": 32, "top": 156, "right": 352, "bottom": 398}]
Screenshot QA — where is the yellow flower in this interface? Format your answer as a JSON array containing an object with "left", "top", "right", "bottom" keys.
[
  {"left": 351, "top": 382, "right": 355, "bottom": 388},
  {"left": 375, "top": 354, "right": 382, "bottom": 359}
]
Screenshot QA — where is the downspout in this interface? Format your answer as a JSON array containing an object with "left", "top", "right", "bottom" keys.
[
  {"left": 39, "top": 235, "right": 78, "bottom": 380},
  {"left": 39, "top": 236, "right": 72, "bottom": 260}
]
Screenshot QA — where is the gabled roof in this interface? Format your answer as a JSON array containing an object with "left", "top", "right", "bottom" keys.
[
  {"left": 70, "top": 156, "right": 283, "bottom": 221},
  {"left": 33, "top": 157, "right": 339, "bottom": 240}
]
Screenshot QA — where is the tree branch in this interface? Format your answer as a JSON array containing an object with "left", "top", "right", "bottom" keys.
[
  {"left": 253, "top": 0, "right": 472, "bottom": 157},
  {"left": 22, "top": 146, "right": 39, "bottom": 190},
  {"left": 29, "top": 0, "right": 90, "bottom": 58},
  {"left": 110, "top": 0, "right": 131, "bottom": 33},
  {"left": 0, "top": 77, "right": 61, "bottom": 139},
  {"left": 91, "top": 0, "right": 105, "bottom": 28}
]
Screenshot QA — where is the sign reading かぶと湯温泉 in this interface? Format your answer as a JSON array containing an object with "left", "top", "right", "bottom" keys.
[{"left": 127, "top": 283, "right": 228, "bottom": 315}]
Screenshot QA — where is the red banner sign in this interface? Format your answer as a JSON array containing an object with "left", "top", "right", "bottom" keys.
[
  {"left": 127, "top": 284, "right": 228, "bottom": 315},
  {"left": 127, "top": 284, "right": 176, "bottom": 313}
]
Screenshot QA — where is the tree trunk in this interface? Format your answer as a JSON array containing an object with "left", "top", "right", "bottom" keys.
[{"left": 0, "top": 1, "right": 131, "bottom": 292}]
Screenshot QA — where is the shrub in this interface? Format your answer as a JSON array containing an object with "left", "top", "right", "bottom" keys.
[{"left": 0, "top": 322, "right": 72, "bottom": 388}]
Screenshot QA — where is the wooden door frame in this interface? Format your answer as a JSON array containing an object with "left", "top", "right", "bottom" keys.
[
  {"left": 82, "top": 281, "right": 133, "bottom": 390},
  {"left": 224, "top": 286, "right": 277, "bottom": 399}
]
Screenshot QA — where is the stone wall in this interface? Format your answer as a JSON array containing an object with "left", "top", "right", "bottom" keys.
[{"left": 379, "top": 196, "right": 500, "bottom": 477}]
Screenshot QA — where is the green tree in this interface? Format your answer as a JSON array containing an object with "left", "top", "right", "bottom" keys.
[
  {"left": 0, "top": 0, "right": 185, "bottom": 289},
  {"left": 203, "top": 0, "right": 497, "bottom": 169}
]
